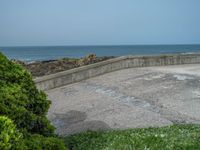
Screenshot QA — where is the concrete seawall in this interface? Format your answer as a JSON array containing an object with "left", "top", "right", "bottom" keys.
[{"left": 34, "top": 53, "right": 200, "bottom": 90}]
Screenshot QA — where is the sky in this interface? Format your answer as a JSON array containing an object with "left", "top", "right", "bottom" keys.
[{"left": 0, "top": 0, "right": 200, "bottom": 46}]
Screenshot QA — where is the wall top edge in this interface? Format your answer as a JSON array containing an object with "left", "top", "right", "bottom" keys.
[{"left": 34, "top": 53, "right": 200, "bottom": 83}]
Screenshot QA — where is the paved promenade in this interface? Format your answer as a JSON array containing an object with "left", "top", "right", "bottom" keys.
[{"left": 46, "top": 64, "right": 200, "bottom": 135}]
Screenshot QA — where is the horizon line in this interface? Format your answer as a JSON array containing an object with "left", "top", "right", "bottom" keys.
[{"left": 1, "top": 43, "right": 200, "bottom": 47}]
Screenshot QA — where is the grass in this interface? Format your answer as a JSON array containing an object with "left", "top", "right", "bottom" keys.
[{"left": 64, "top": 124, "right": 200, "bottom": 150}]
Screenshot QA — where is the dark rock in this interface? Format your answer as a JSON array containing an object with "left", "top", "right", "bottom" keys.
[{"left": 14, "top": 54, "right": 115, "bottom": 77}]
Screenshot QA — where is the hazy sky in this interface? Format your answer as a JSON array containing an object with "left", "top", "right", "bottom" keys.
[{"left": 0, "top": 0, "right": 200, "bottom": 46}]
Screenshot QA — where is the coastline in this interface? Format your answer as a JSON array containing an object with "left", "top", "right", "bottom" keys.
[
  {"left": 2, "top": 44, "right": 200, "bottom": 62},
  {"left": 34, "top": 53, "right": 200, "bottom": 91},
  {"left": 13, "top": 54, "right": 115, "bottom": 77}
]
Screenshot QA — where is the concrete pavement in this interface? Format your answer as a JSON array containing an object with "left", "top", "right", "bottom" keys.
[{"left": 46, "top": 64, "right": 200, "bottom": 135}]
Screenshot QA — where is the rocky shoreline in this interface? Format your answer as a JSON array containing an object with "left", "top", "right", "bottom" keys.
[{"left": 12, "top": 54, "right": 115, "bottom": 77}]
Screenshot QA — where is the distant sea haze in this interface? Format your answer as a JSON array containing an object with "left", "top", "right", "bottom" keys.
[{"left": 0, "top": 45, "right": 200, "bottom": 62}]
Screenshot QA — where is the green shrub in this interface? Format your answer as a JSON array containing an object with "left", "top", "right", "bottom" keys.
[
  {"left": 0, "top": 116, "right": 22, "bottom": 150},
  {"left": 0, "top": 53, "right": 68, "bottom": 149},
  {"left": 0, "top": 116, "right": 68, "bottom": 150},
  {"left": 0, "top": 52, "right": 54, "bottom": 136}
]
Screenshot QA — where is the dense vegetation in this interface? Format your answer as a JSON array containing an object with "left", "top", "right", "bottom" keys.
[
  {"left": 65, "top": 124, "right": 200, "bottom": 150},
  {"left": 0, "top": 52, "right": 67, "bottom": 149},
  {"left": 0, "top": 116, "right": 22, "bottom": 150}
]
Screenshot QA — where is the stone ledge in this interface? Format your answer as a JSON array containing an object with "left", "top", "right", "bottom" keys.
[{"left": 34, "top": 53, "right": 200, "bottom": 90}]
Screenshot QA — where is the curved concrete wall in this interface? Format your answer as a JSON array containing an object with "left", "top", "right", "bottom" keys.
[{"left": 34, "top": 53, "right": 200, "bottom": 90}]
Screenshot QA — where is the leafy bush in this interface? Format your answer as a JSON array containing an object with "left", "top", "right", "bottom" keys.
[
  {"left": 0, "top": 116, "right": 22, "bottom": 150},
  {"left": 0, "top": 53, "right": 68, "bottom": 149},
  {"left": 0, "top": 116, "right": 68, "bottom": 150},
  {"left": 0, "top": 52, "right": 54, "bottom": 136}
]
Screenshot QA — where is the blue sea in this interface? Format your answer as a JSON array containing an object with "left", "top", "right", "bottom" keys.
[{"left": 0, "top": 45, "right": 200, "bottom": 62}]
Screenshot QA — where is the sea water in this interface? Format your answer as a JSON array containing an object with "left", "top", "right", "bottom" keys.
[{"left": 0, "top": 44, "right": 200, "bottom": 62}]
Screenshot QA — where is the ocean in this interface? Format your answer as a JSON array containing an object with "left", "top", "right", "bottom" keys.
[{"left": 0, "top": 45, "right": 200, "bottom": 62}]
